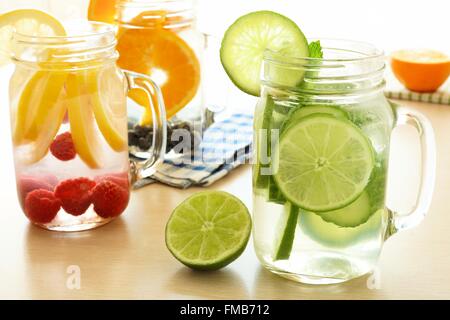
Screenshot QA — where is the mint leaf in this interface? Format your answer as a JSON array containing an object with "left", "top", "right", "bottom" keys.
[{"left": 308, "top": 40, "right": 323, "bottom": 58}]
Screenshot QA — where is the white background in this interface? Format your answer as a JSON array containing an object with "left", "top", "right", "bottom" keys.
[{"left": 1, "top": 0, "right": 450, "bottom": 53}]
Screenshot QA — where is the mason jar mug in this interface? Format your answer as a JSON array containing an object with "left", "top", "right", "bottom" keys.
[
  {"left": 9, "top": 22, "right": 166, "bottom": 231},
  {"left": 252, "top": 39, "right": 436, "bottom": 284}
]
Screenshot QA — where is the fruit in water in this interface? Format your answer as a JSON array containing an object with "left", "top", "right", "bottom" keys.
[
  {"left": 299, "top": 209, "right": 385, "bottom": 248},
  {"left": 87, "top": 69, "right": 128, "bottom": 152},
  {"left": 274, "top": 114, "right": 375, "bottom": 212},
  {"left": 18, "top": 177, "right": 54, "bottom": 207},
  {"left": 54, "top": 178, "right": 96, "bottom": 216},
  {"left": 95, "top": 172, "right": 130, "bottom": 190},
  {"left": 4, "top": 10, "right": 68, "bottom": 164},
  {"left": 280, "top": 105, "right": 348, "bottom": 134},
  {"left": 274, "top": 202, "right": 299, "bottom": 260},
  {"left": 117, "top": 27, "right": 200, "bottom": 122},
  {"left": 92, "top": 180, "right": 130, "bottom": 218},
  {"left": 165, "top": 191, "right": 252, "bottom": 270},
  {"left": 50, "top": 132, "right": 77, "bottom": 161},
  {"left": 67, "top": 73, "right": 103, "bottom": 169},
  {"left": 391, "top": 49, "right": 450, "bottom": 93},
  {"left": 316, "top": 191, "right": 373, "bottom": 228},
  {"left": 24, "top": 189, "right": 61, "bottom": 224},
  {"left": 220, "top": 11, "right": 309, "bottom": 96},
  {"left": 13, "top": 72, "right": 68, "bottom": 164}
]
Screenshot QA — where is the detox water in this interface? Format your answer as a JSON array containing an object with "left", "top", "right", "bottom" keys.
[{"left": 253, "top": 92, "right": 394, "bottom": 284}]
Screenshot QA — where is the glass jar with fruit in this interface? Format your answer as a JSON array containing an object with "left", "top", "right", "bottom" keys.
[
  {"left": 220, "top": 11, "right": 436, "bottom": 284},
  {"left": 116, "top": 0, "right": 205, "bottom": 156},
  {"left": 9, "top": 22, "right": 166, "bottom": 231}
]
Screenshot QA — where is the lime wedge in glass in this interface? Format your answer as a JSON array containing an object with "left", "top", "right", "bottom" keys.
[
  {"left": 274, "top": 114, "right": 375, "bottom": 212},
  {"left": 220, "top": 11, "right": 309, "bottom": 96},
  {"left": 165, "top": 191, "right": 252, "bottom": 270}
]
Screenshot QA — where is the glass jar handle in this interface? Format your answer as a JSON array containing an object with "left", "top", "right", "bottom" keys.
[
  {"left": 387, "top": 105, "right": 436, "bottom": 236},
  {"left": 124, "top": 70, "right": 167, "bottom": 184}
]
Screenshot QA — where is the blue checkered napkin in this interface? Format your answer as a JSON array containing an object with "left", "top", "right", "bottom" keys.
[{"left": 133, "top": 113, "right": 253, "bottom": 189}]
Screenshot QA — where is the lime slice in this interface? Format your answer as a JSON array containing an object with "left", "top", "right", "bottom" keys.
[
  {"left": 274, "top": 114, "right": 375, "bottom": 212},
  {"left": 165, "top": 191, "right": 252, "bottom": 270},
  {"left": 220, "top": 11, "right": 309, "bottom": 96},
  {"left": 281, "top": 105, "right": 348, "bottom": 133},
  {"left": 316, "top": 191, "right": 372, "bottom": 227},
  {"left": 274, "top": 202, "right": 299, "bottom": 260},
  {"left": 299, "top": 209, "right": 385, "bottom": 248}
]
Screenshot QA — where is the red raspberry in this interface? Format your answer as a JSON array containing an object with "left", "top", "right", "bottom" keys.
[
  {"left": 25, "top": 189, "right": 61, "bottom": 224},
  {"left": 92, "top": 181, "right": 130, "bottom": 218},
  {"left": 95, "top": 172, "right": 130, "bottom": 190},
  {"left": 54, "top": 178, "right": 96, "bottom": 216},
  {"left": 18, "top": 176, "right": 54, "bottom": 207},
  {"left": 50, "top": 132, "right": 76, "bottom": 161}
]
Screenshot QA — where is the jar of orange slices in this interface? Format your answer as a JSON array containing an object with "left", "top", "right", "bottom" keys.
[{"left": 116, "top": 0, "right": 204, "bottom": 154}]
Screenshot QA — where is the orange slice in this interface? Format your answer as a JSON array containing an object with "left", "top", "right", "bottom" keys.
[
  {"left": 116, "top": 27, "right": 200, "bottom": 122},
  {"left": 391, "top": 49, "right": 450, "bottom": 93},
  {"left": 88, "top": 0, "right": 119, "bottom": 24}
]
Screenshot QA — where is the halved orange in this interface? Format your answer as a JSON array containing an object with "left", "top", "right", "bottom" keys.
[
  {"left": 88, "top": 0, "right": 119, "bottom": 24},
  {"left": 116, "top": 27, "right": 200, "bottom": 122},
  {"left": 391, "top": 49, "right": 450, "bottom": 93}
]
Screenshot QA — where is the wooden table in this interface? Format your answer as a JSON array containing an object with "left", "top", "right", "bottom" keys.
[{"left": 0, "top": 97, "right": 449, "bottom": 300}]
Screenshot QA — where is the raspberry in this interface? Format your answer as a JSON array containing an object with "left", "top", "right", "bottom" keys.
[
  {"left": 95, "top": 172, "right": 130, "bottom": 190},
  {"left": 54, "top": 178, "right": 96, "bottom": 216},
  {"left": 92, "top": 181, "right": 130, "bottom": 218},
  {"left": 50, "top": 132, "right": 76, "bottom": 161},
  {"left": 24, "top": 189, "right": 61, "bottom": 224},
  {"left": 18, "top": 176, "right": 54, "bottom": 207}
]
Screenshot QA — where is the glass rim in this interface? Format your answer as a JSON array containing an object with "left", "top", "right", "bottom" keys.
[
  {"left": 12, "top": 21, "right": 116, "bottom": 44},
  {"left": 264, "top": 38, "right": 385, "bottom": 65},
  {"left": 117, "top": 0, "right": 195, "bottom": 10}
]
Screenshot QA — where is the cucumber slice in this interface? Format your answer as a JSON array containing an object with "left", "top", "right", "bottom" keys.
[
  {"left": 299, "top": 208, "right": 385, "bottom": 248},
  {"left": 254, "top": 96, "right": 275, "bottom": 190},
  {"left": 220, "top": 11, "right": 309, "bottom": 96},
  {"left": 274, "top": 202, "right": 299, "bottom": 260},
  {"left": 268, "top": 176, "right": 286, "bottom": 205},
  {"left": 316, "top": 191, "right": 372, "bottom": 227},
  {"left": 281, "top": 105, "right": 349, "bottom": 133},
  {"left": 254, "top": 96, "right": 290, "bottom": 194}
]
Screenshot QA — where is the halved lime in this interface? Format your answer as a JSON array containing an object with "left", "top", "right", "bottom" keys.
[
  {"left": 165, "top": 191, "right": 252, "bottom": 270},
  {"left": 274, "top": 114, "right": 375, "bottom": 212},
  {"left": 220, "top": 11, "right": 309, "bottom": 96},
  {"left": 281, "top": 105, "right": 348, "bottom": 133},
  {"left": 316, "top": 191, "right": 372, "bottom": 227}
]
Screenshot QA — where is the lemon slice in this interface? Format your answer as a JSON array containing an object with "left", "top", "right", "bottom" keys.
[
  {"left": 67, "top": 73, "right": 103, "bottom": 169},
  {"left": 5, "top": 9, "right": 67, "bottom": 153},
  {"left": 0, "top": 9, "right": 66, "bottom": 66},
  {"left": 87, "top": 68, "right": 128, "bottom": 152}
]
